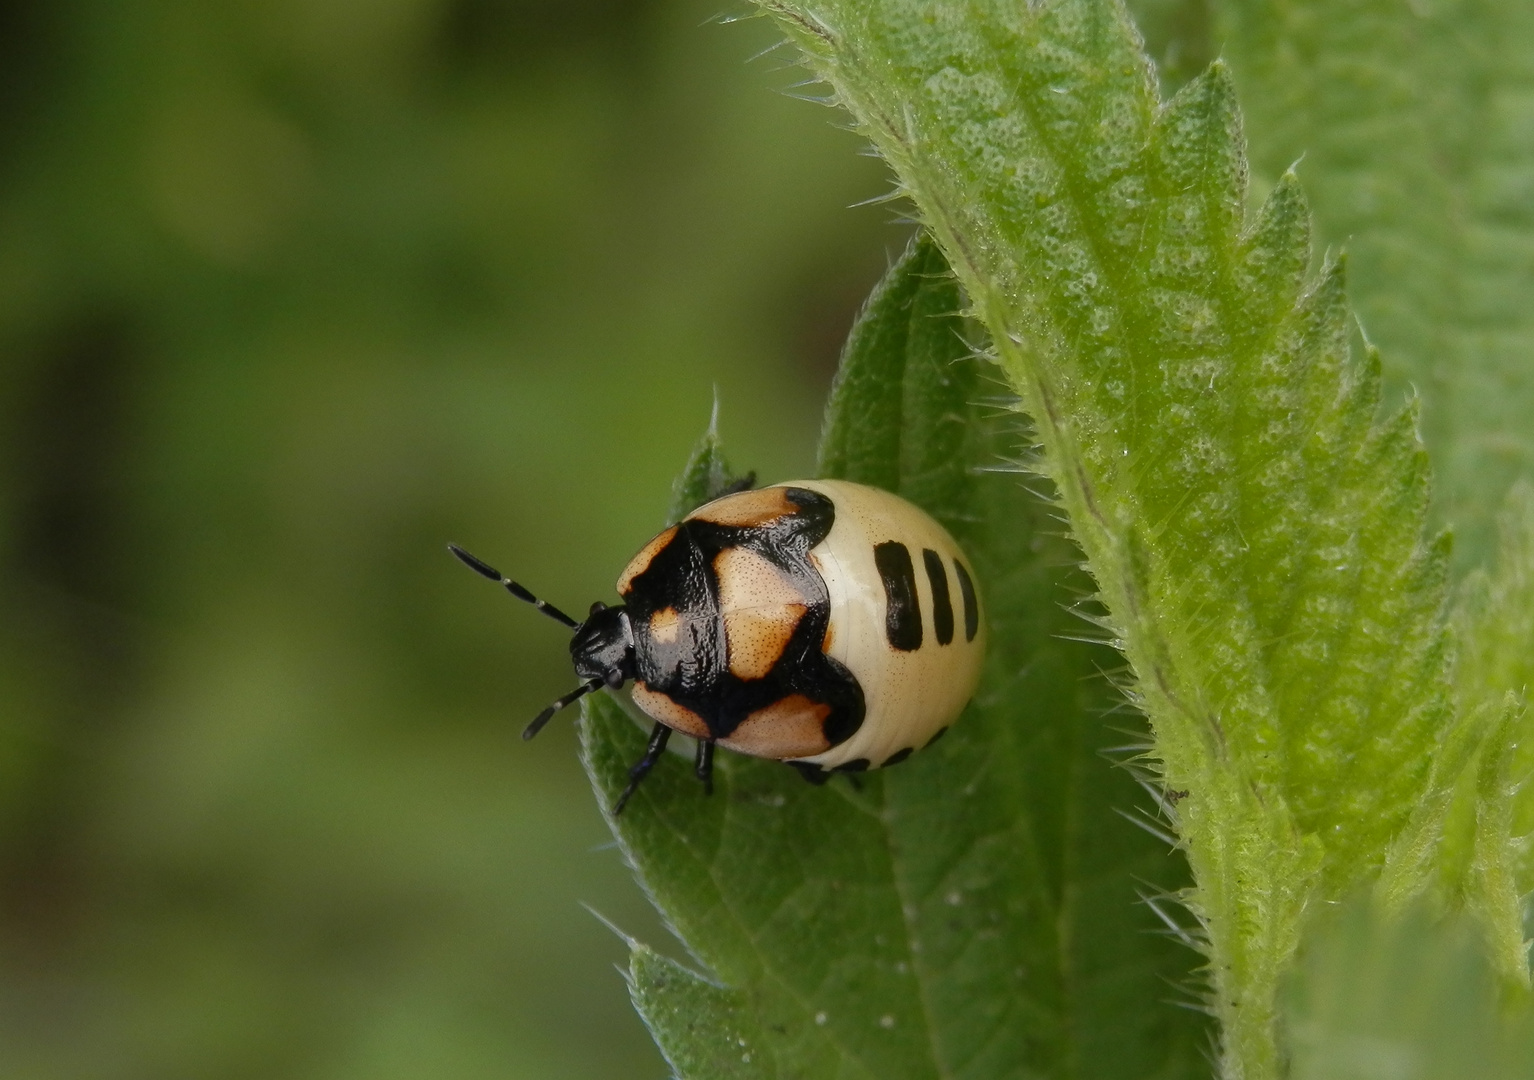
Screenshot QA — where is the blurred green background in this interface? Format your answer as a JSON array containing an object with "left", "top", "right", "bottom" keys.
[{"left": 0, "top": 2, "right": 900, "bottom": 1076}]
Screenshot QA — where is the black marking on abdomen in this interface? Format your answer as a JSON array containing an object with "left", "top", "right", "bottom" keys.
[
  {"left": 883, "top": 747, "right": 914, "bottom": 767},
  {"left": 874, "top": 541, "right": 922, "bottom": 651},
  {"left": 954, "top": 558, "right": 979, "bottom": 642},
  {"left": 923, "top": 548, "right": 954, "bottom": 645}
]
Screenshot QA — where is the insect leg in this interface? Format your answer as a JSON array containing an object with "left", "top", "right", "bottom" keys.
[
  {"left": 786, "top": 761, "right": 831, "bottom": 786},
  {"left": 694, "top": 739, "right": 715, "bottom": 795},
  {"left": 612, "top": 722, "right": 673, "bottom": 815}
]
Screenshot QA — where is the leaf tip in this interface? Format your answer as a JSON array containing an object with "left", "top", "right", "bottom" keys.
[
  {"left": 1164, "top": 55, "right": 1240, "bottom": 120},
  {"left": 1270, "top": 167, "right": 1307, "bottom": 209},
  {"left": 1202, "top": 57, "right": 1236, "bottom": 96},
  {"left": 1313, "top": 249, "right": 1351, "bottom": 314}
]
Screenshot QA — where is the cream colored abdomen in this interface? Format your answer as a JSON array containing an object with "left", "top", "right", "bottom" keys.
[{"left": 786, "top": 479, "right": 985, "bottom": 769}]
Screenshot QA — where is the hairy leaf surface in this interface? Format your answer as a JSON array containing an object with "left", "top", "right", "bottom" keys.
[
  {"left": 628, "top": 945, "right": 775, "bottom": 1080},
  {"left": 755, "top": 2, "right": 1462, "bottom": 1075},
  {"left": 1212, "top": 0, "right": 1534, "bottom": 569}
]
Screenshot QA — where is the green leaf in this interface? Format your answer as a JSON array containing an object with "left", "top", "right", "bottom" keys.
[
  {"left": 1446, "top": 480, "right": 1534, "bottom": 980},
  {"left": 816, "top": 235, "right": 974, "bottom": 515},
  {"left": 669, "top": 398, "right": 748, "bottom": 523},
  {"left": 755, "top": 4, "right": 1466, "bottom": 1076},
  {"left": 584, "top": 235, "right": 1209, "bottom": 1078},
  {"left": 1458, "top": 482, "right": 1534, "bottom": 790},
  {"left": 628, "top": 945, "right": 774, "bottom": 1080},
  {"left": 1208, "top": 0, "right": 1534, "bottom": 570},
  {"left": 1285, "top": 902, "right": 1534, "bottom": 1080}
]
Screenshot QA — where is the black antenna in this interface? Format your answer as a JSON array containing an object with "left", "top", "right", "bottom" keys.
[
  {"left": 524, "top": 678, "right": 602, "bottom": 740},
  {"left": 448, "top": 543, "right": 580, "bottom": 629}
]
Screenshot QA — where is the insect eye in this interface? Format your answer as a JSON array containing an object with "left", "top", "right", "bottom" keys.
[{"left": 590, "top": 601, "right": 608, "bottom": 616}]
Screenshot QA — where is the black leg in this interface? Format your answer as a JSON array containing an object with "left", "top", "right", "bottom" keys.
[
  {"left": 613, "top": 723, "right": 673, "bottom": 815},
  {"left": 787, "top": 761, "right": 831, "bottom": 786},
  {"left": 695, "top": 739, "right": 715, "bottom": 795},
  {"left": 835, "top": 757, "right": 868, "bottom": 790}
]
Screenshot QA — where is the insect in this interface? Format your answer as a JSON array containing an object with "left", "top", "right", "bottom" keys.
[{"left": 450, "top": 479, "right": 985, "bottom": 813}]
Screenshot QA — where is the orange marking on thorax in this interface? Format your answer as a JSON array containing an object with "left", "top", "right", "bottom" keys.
[
  {"left": 649, "top": 606, "right": 680, "bottom": 644},
  {"left": 688, "top": 486, "right": 795, "bottom": 527},
  {"left": 714, "top": 546, "right": 810, "bottom": 680}
]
